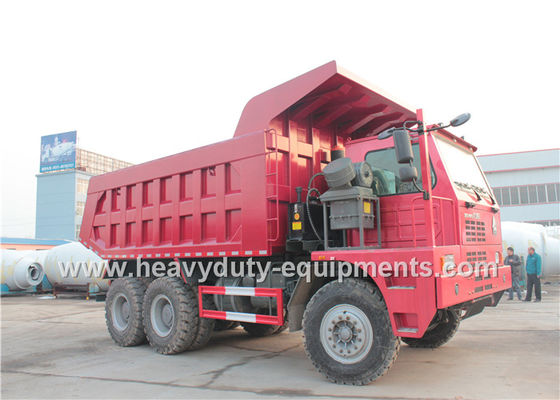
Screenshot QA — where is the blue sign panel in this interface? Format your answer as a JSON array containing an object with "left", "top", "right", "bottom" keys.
[{"left": 40, "top": 131, "right": 77, "bottom": 172}]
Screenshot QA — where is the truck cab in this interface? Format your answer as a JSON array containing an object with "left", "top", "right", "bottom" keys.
[{"left": 307, "top": 123, "right": 510, "bottom": 334}]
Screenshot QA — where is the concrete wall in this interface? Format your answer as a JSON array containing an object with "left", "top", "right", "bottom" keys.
[
  {"left": 484, "top": 168, "right": 558, "bottom": 187},
  {"left": 499, "top": 203, "right": 559, "bottom": 223},
  {"left": 35, "top": 171, "right": 76, "bottom": 240}
]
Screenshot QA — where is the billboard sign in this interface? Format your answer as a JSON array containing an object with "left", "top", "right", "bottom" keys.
[{"left": 40, "top": 131, "right": 77, "bottom": 172}]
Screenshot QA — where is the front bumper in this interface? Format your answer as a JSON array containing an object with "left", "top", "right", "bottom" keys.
[{"left": 436, "top": 264, "right": 512, "bottom": 309}]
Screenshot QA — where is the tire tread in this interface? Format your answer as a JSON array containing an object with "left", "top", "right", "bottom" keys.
[
  {"left": 105, "top": 278, "right": 147, "bottom": 347},
  {"left": 303, "top": 278, "right": 400, "bottom": 385}
]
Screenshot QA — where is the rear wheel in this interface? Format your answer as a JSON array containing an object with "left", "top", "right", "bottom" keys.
[
  {"left": 303, "top": 279, "right": 400, "bottom": 385},
  {"left": 105, "top": 278, "right": 147, "bottom": 347},
  {"left": 402, "top": 310, "right": 460, "bottom": 348},
  {"left": 143, "top": 277, "right": 199, "bottom": 354}
]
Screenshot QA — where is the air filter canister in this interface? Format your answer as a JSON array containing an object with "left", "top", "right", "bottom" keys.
[{"left": 322, "top": 157, "right": 356, "bottom": 189}]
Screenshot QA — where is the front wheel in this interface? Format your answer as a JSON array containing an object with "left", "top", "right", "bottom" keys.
[
  {"left": 303, "top": 279, "right": 400, "bottom": 385},
  {"left": 402, "top": 309, "right": 460, "bottom": 348}
]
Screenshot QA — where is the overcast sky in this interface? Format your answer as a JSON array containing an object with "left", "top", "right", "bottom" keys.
[{"left": 1, "top": 1, "right": 559, "bottom": 238}]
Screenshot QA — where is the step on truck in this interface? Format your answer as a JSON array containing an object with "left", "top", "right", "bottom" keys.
[{"left": 80, "top": 61, "right": 511, "bottom": 385}]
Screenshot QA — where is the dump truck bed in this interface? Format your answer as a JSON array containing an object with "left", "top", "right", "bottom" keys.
[
  {"left": 80, "top": 61, "right": 416, "bottom": 259},
  {"left": 80, "top": 132, "right": 281, "bottom": 259}
]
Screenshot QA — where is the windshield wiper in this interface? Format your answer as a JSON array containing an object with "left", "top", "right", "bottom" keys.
[
  {"left": 454, "top": 181, "right": 496, "bottom": 204},
  {"left": 471, "top": 186, "right": 483, "bottom": 201},
  {"left": 455, "top": 181, "right": 481, "bottom": 201},
  {"left": 471, "top": 184, "right": 497, "bottom": 205}
]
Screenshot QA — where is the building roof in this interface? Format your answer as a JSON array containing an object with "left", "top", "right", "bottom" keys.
[
  {"left": 0, "top": 237, "right": 71, "bottom": 246},
  {"left": 478, "top": 148, "right": 560, "bottom": 173}
]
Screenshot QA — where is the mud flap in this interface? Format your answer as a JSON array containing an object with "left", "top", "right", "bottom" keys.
[{"left": 459, "top": 290, "right": 504, "bottom": 320}]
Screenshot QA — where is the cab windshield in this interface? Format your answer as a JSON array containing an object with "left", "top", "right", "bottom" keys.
[{"left": 435, "top": 135, "right": 492, "bottom": 197}]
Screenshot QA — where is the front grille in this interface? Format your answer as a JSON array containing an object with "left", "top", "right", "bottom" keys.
[
  {"left": 466, "top": 251, "right": 494, "bottom": 281},
  {"left": 465, "top": 220, "right": 486, "bottom": 242},
  {"left": 466, "top": 250, "right": 487, "bottom": 263}
]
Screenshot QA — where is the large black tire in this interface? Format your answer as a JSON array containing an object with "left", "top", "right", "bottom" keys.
[
  {"left": 143, "top": 277, "right": 200, "bottom": 354},
  {"left": 105, "top": 278, "right": 147, "bottom": 347},
  {"left": 241, "top": 322, "right": 282, "bottom": 337},
  {"left": 242, "top": 309, "right": 287, "bottom": 337},
  {"left": 402, "top": 310, "right": 460, "bottom": 348},
  {"left": 303, "top": 279, "right": 400, "bottom": 385},
  {"left": 214, "top": 320, "right": 240, "bottom": 331},
  {"left": 188, "top": 285, "right": 215, "bottom": 350}
]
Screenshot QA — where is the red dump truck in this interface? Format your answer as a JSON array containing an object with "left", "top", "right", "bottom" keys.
[{"left": 80, "top": 61, "right": 511, "bottom": 385}]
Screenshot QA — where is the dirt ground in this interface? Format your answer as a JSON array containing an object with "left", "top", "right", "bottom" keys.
[{"left": 2, "top": 284, "right": 559, "bottom": 399}]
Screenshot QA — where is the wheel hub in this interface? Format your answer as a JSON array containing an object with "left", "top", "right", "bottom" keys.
[
  {"left": 320, "top": 304, "right": 373, "bottom": 364},
  {"left": 151, "top": 294, "right": 175, "bottom": 337},
  {"left": 121, "top": 302, "right": 130, "bottom": 320},
  {"left": 337, "top": 323, "right": 353, "bottom": 342},
  {"left": 162, "top": 304, "right": 173, "bottom": 326},
  {"left": 112, "top": 293, "right": 130, "bottom": 332}
]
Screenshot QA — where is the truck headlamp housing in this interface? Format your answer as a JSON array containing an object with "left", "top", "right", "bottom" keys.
[{"left": 441, "top": 254, "right": 455, "bottom": 275}]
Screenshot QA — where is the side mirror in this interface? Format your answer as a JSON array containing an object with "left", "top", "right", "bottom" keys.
[
  {"left": 393, "top": 129, "right": 414, "bottom": 164},
  {"left": 399, "top": 165, "right": 418, "bottom": 182},
  {"left": 378, "top": 128, "right": 394, "bottom": 140},
  {"left": 450, "top": 113, "right": 471, "bottom": 127}
]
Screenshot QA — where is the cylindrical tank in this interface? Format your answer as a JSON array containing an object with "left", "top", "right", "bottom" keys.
[
  {"left": 501, "top": 221, "right": 560, "bottom": 277},
  {"left": 40, "top": 242, "right": 109, "bottom": 292},
  {"left": 1, "top": 242, "right": 109, "bottom": 294},
  {"left": 1, "top": 250, "right": 45, "bottom": 290}
]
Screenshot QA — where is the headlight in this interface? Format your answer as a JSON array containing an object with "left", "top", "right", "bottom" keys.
[
  {"left": 495, "top": 251, "right": 501, "bottom": 264},
  {"left": 441, "top": 254, "right": 455, "bottom": 275},
  {"left": 443, "top": 254, "right": 455, "bottom": 265}
]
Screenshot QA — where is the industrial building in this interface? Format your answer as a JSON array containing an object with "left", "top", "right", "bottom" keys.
[
  {"left": 36, "top": 132, "right": 132, "bottom": 240},
  {"left": 478, "top": 148, "right": 560, "bottom": 226}
]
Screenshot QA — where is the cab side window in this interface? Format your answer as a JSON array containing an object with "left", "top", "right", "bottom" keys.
[{"left": 365, "top": 144, "right": 435, "bottom": 196}]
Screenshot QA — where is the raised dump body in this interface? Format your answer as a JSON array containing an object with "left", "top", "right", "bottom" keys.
[{"left": 80, "top": 61, "right": 414, "bottom": 260}]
